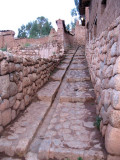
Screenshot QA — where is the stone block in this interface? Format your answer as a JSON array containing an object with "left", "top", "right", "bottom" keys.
[
  {"left": 16, "top": 93, "right": 23, "bottom": 100},
  {"left": 105, "top": 65, "right": 113, "bottom": 78},
  {"left": 100, "top": 107, "right": 109, "bottom": 125},
  {"left": 9, "top": 63, "right": 15, "bottom": 73},
  {"left": 110, "top": 75, "right": 120, "bottom": 91},
  {"left": 19, "top": 99, "right": 25, "bottom": 110},
  {"left": 0, "top": 75, "right": 9, "bottom": 99},
  {"left": 107, "top": 155, "right": 120, "bottom": 160},
  {"left": 9, "top": 82, "right": 18, "bottom": 97},
  {"left": 23, "top": 77, "right": 31, "bottom": 88},
  {"left": 110, "top": 42, "right": 117, "bottom": 57},
  {"left": 105, "top": 124, "right": 120, "bottom": 155},
  {"left": 15, "top": 64, "right": 22, "bottom": 72},
  {"left": 23, "top": 67, "right": 28, "bottom": 76},
  {"left": 1, "top": 108, "right": 11, "bottom": 126},
  {"left": 9, "top": 96, "right": 16, "bottom": 107},
  {"left": 0, "top": 60, "right": 9, "bottom": 75},
  {"left": 18, "top": 81, "right": 22, "bottom": 92},
  {"left": 113, "top": 57, "right": 120, "bottom": 75},
  {"left": 109, "top": 108, "right": 120, "bottom": 128},
  {"left": 104, "top": 89, "right": 111, "bottom": 111},
  {"left": 13, "top": 100, "right": 20, "bottom": 110},
  {"left": 24, "top": 95, "right": 30, "bottom": 106},
  {"left": 11, "top": 110, "right": 16, "bottom": 120},
  {"left": 112, "top": 90, "right": 120, "bottom": 110},
  {"left": 0, "top": 99, "right": 9, "bottom": 111}
]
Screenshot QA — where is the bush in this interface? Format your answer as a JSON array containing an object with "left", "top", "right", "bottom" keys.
[
  {"left": 24, "top": 43, "right": 30, "bottom": 47},
  {"left": 94, "top": 116, "right": 102, "bottom": 130},
  {"left": 0, "top": 45, "right": 7, "bottom": 51}
]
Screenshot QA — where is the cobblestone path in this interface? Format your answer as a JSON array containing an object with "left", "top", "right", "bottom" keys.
[{"left": 0, "top": 47, "right": 106, "bottom": 160}]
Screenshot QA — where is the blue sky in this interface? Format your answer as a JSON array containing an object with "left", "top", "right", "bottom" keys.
[{"left": 0, "top": 0, "right": 76, "bottom": 36}]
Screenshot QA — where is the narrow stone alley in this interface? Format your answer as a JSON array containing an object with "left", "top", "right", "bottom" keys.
[{"left": 0, "top": 47, "right": 106, "bottom": 160}]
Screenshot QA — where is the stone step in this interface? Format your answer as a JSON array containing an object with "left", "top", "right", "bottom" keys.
[
  {"left": 66, "top": 50, "right": 75, "bottom": 54},
  {"left": 25, "top": 152, "right": 38, "bottom": 160},
  {"left": 73, "top": 55, "right": 86, "bottom": 59},
  {"left": 60, "top": 82, "right": 95, "bottom": 103},
  {"left": 57, "top": 63, "right": 69, "bottom": 70},
  {"left": 50, "top": 70, "right": 66, "bottom": 81},
  {"left": 70, "top": 63, "right": 88, "bottom": 70},
  {"left": 62, "top": 59, "right": 71, "bottom": 64},
  {"left": 65, "top": 55, "right": 73, "bottom": 59},
  {"left": 0, "top": 101, "right": 51, "bottom": 157},
  {"left": 37, "top": 81, "right": 60, "bottom": 103},
  {"left": 72, "top": 59, "right": 86, "bottom": 64},
  {"left": 38, "top": 102, "right": 106, "bottom": 160},
  {"left": 66, "top": 70, "right": 90, "bottom": 82}
]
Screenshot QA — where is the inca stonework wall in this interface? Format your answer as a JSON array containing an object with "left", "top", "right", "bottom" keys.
[
  {"left": 0, "top": 50, "right": 62, "bottom": 134},
  {"left": 86, "top": 16, "right": 120, "bottom": 158}
]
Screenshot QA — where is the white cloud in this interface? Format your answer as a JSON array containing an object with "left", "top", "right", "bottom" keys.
[{"left": 0, "top": 0, "right": 76, "bottom": 36}]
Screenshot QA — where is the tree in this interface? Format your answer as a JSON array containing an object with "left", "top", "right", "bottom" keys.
[
  {"left": 71, "top": 20, "right": 76, "bottom": 29},
  {"left": 18, "top": 25, "right": 27, "bottom": 38},
  {"left": 71, "top": 0, "right": 80, "bottom": 18},
  {"left": 17, "top": 16, "right": 53, "bottom": 38},
  {"left": 66, "top": 24, "right": 70, "bottom": 31}
]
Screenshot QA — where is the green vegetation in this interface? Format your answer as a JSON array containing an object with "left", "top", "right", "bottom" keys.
[
  {"left": 0, "top": 45, "right": 7, "bottom": 51},
  {"left": 71, "top": 0, "right": 80, "bottom": 18},
  {"left": 24, "top": 43, "right": 30, "bottom": 47},
  {"left": 94, "top": 116, "right": 102, "bottom": 130},
  {"left": 52, "top": 52, "right": 56, "bottom": 55},
  {"left": 17, "top": 16, "right": 53, "bottom": 38},
  {"left": 66, "top": 0, "right": 79, "bottom": 31}
]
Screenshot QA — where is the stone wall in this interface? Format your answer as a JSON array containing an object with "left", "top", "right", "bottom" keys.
[
  {"left": 88, "top": 0, "right": 120, "bottom": 38},
  {"left": 86, "top": 16, "right": 120, "bottom": 158},
  {"left": 0, "top": 50, "right": 62, "bottom": 134}
]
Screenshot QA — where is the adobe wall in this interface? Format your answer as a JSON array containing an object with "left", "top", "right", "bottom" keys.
[
  {"left": 63, "top": 32, "right": 74, "bottom": 50},
  {"left": 89, "top": 0, "right": 120, "bottom": 38},
  {"left": 12, "top": 41, "right": 58, "bottom": 59},
  {"left": 0, "top": 50, "right": 63, "bottom": 134},
  {"left": 0, "top": 31, "right": 15, "bottom": 49},
  {"left": 86, "top": 16, "right": 120, "bottom": 158},
  {"left": 10, "top": 29, "right": 58, "bottom": 58},
  {"left": 14, "top": 36, "right": 49, "bottom": 47},
  {"left": 74, "top": 21, "right": 85, "bottom": 46}
]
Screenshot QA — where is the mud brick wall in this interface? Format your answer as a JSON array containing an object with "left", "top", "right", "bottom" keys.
[
  {"left": 11, "top": 41, "right": 58, "bottom": 59},
  {"left": 74, "top": 21, "right": 85, "bottom": 46},
  {"left": 0, "top": 51, "right": 62, "bottom": 134},
  {"left": 63, "top": 32, "right": 74, "bottom": 51},
  {"left": 86, "top": 16, "right": 120, "bottom": 158},
  {"left": 14, "top": 36, "right": 49, "bottom": 47}
]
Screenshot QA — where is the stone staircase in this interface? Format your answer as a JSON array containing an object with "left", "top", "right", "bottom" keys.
[{"left": 0, "top": 47, "right": 107, "bottom": 160}]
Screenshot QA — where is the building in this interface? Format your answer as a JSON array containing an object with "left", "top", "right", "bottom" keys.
[{"left": 80, "top": 0, "right": 120, "bottom": 159}]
